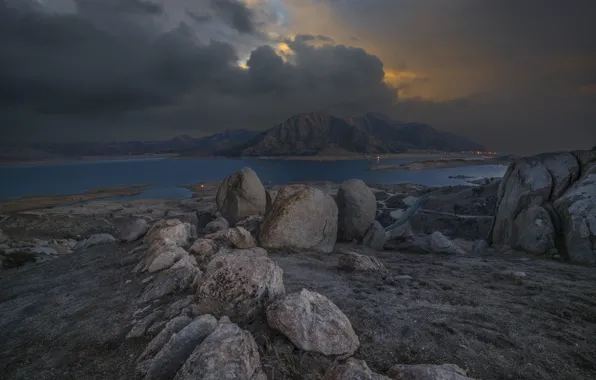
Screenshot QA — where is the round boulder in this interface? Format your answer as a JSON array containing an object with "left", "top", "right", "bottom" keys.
[
  {"left": 216, "top": 167, "right": 266, "bottom": 225},
  {"left": 259, "top": 185, "right": 338, "bottom": 253},
  {"left": 336, "top": 179, "right": 377, "bottom": 242}
]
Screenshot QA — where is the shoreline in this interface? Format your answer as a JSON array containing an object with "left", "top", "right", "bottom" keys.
[{"left": 370, "top": 157, "right": 511, "bottom": 171}]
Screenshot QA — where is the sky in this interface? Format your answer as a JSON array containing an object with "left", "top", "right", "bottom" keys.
[{"left": 1, "top": 0, "right": 595, "bottom": 154}]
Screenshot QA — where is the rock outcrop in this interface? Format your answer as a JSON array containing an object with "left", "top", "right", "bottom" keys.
[
  {"left": 173, "top": 317, "right": 265, "bottom": 380},
  {"left": 323, "top": 358, "right": 390, "bottom": 380},
  {"left": 216, "top": 168, "right": 266, "bottom": 225},
  {"left": 204, "top": 227, "right": 256, "bottom": 249},
  {"left": 266, "top": 289, "right": 359, "bottom": 356},
  {"left": 259, "top": 185, "right": 338, "bottom": 253},
  {"left": 362, "top": 220, "right": 386, "bottom": 250},
  {"left": 336, "top": 179, "right": 377, "bottom": 241},
  {"left": 196, "top": 251, "right": 285, "bottom": 320},
  {"left": 489, "top": 150, "right": 596, "bottom": 263},
  {"left": 145, "top": 219, "right": 192, "bottom": 247}
]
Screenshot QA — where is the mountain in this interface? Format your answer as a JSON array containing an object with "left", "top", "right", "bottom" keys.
[
  {"left": 228, "top": 111, "right": 485, "bottom": 156},
  {"left": 180, "top": 130, "right": 261, "bottom": 156}
]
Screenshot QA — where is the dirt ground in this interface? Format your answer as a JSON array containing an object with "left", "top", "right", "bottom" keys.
[{"left": 1, "top": 183, "right": 596, "bottom": 380}]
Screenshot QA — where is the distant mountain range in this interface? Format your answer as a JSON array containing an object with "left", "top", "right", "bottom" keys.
[
  {"left": 0, "top": 112, "right": 485, "bottom": 162},
  {"left": 223, "top": 112, "right": 484, "bottom": 156}
]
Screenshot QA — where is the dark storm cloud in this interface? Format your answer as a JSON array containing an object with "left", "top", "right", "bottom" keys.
[
  {"left": 294, "top": 34, "right": 334, "bottom": 43},
  {"left": 74, "top": 0, "right": 164, "bottom": 14},
  {"left": 0, "top": 1, "right": 395, "bottom": 143},
  {"left": 210, "top": 0, "right": 258, "bottom": 35},
  {"left": 185, "top": 9, "right": 212, "bottom": 24}
]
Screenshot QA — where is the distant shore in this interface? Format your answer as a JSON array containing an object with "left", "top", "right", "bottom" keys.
[
  {"left": 370, "top": 157, "right": 511, "bottom": 171},
  {"left": 0, "top": 154, "right": 177, "bottom": 167}
]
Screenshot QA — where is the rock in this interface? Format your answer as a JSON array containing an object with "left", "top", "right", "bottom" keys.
[
  {"left": 127, "top": 311, "right": 164, "bottom": 339},
  {"left": 216, "top": 167, "right": 267, "bottom": 225},
  {"left": 553, "top": 166, "right": 596, "bottom": 264},
  {"left": 265, "top": 190, "right": 278, "bottom": 214},
  {"left": 429, "top": 232, "right": 465, "bottom": 255},
  {"left": 173, "top": 316, "right": 265, "bottom": 380},
  {"left": 338, "top": 251, "right": 385, "bottom": 272},
  {"left": 336, "top": 179, "right": 377, "bottom": 241},
  {"left": 164, "top": 296, "right": 196, "bottom": 320},
  {"left": 205, "top": 227, "right": 256, "bottom": 249},
  {"left": 235, "top": 215, "right": 263, "bottom": 236},
  {"left": 266, "top": 289, "right": 359, "bottom": 356},
  {"left": 323, "top": 358, "right": 390, "bottom": 380},
  {"left": 386, "top": 221, "right": 414, "bottom": 241},
  {"left": 512, "top": 205, "right": 555, "bottom": 254},
  {"left": 120, "top": 219, "right": 150, "bottom": 242},
  {"left": 471, "top": 240, "right": 489, "bottom": 253},
  {"left": 204, "top": 217, "right": 229, "bottom": 234},
  {"left": 138, "top": 266, "right": 201, "bottom": 304},
  {"left": 146, "top": 219, "right": 191, "bottom": 247},
  {"left": 259, "top": 185, "right": 338, "bottom": 253},
  {"left": 498, "top": 270, "right": 527, "bottom": 280},
  {"left": 147, "top": 243, "right": 189, "bottom": 273},
  {"left": 205, "top": 247, "right": 268, "bottom": 274},
  {"left": 196, "top": 211, "right": 217, "bottom": 233},
  {"left": 144, "top": 315, "right": 218, "bottom": 380},
  {"left": 0, "top": 229, "right": 7, "bottom": 244},
  {"left": 196, "top": 251, "right": 284, "bottom": 320},
  {"left": 362, "top": 220, "right": 386, "bottom": 250},
  {"left": 171, "top": 254, "right": 198, "bottom": 270},
  {"left": 74, "top": 233, "right": 116, "bottom": 250},
  {"left": 189, "top": 239, "right": 218, "bottom": 267},
  {"left": 387, "top": 363, "right": 475, "bottom": 380}
]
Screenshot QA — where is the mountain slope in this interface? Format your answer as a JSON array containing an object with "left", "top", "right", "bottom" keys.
[{"left": 233, "top": 111, "right": 485, "bottom": 156}]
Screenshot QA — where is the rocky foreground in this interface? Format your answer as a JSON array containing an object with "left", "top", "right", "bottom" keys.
[{"left": 1, "top": 151, "right": 596, "bottom": 380}]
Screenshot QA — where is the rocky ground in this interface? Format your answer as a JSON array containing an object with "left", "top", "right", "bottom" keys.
[{"left": 1, "top": 177, "right": 595, "bottom": 380}]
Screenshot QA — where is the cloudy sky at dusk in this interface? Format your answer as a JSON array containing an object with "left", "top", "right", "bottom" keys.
[{"left": 1, "top": 0, "right": 595, "bottom": 153}]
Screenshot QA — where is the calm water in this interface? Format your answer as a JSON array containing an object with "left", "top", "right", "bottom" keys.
[{"left": 0, "top": 158, "right": 508, "bottom": 200}]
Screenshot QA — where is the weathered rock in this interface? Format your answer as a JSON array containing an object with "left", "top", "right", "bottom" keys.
[
  {"left": 74, "top": 233, "right": 116, "bottom": 251},
  {"left": 196, "top": 251, "right": 284, "bottom": 320},
  {"left": 216, "top": 167, "right": 267, "bottom": 225},
  {"left": 145, "top": 315, "right": 218, "bottom": 380},
  {"left": 266, "top": 289, "right": 359, "bottom": 356},
  {"left": 147, "top": 243, "right": 189, "bottom": 273},
  {"left": 173, "top": 316, "right": 265, "bottom": 380},
  {"left": 120, "top": 219, "right": 150, "bottom": 242},
  {"left": 259, "top": 185, "right": 338, "bottom": 253},
  {"left": 139, "top": 316, "right": 192, "bottom": 357},
  {"left": 338, "top": 251, "right": 385, "bottom": 272},
  {"left": 265, "top": 190, "right": 278, "bottom": 214},
  {"left": 0, "top": 229, "right": 8, "bottom": 244},
  {"left": 387, "top": 363, "right": 475, "bottom": 380},
  {"left": 429, "top": 232, "right": 465, "bottom": 255},
  {"left": 235, "top": 215, "right": 263, "bottom": 236},
  {"left": 205, "top": 227, "right": 256, "bottom": 249},
  {"left": 138, "top": 266, "right": 201, "bottom": 304},
  {"left": 336, "top": 179, "right": 377, "bottom": 241},
  {"left": 386, "top": 221, "right": 414, "bottom": 241},
  {"left": 512, "top": 205, "right": 555, "bottom": 254},
  {"left": 205, "top": 247, "right": 267, "bottom": 274},
  {"left": 146, "top": 219, "right": 191, "bottom": 247},
  {"left": 323, "top": 358, "right": 390, "bottom": 380},
  {"left": 164, "top": 296, "right": 196, "bottom": 320},
  {"left": 204, "top": 217, "right": 229, "bottom": 234},
  {"left": 362, "top": 220, "right": 386, "bottom": 250},
  {"left": 553, "top": 166, "right": 596, "bottom": 264},
  {"left": 188, "top": 239, "right": 218, "bottom": 267}
]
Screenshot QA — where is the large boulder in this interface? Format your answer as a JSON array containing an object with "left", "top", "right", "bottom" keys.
[
  {"left": 137, "top": 266, "right": 201, "bottom": 304},
  {"left": 323, "top": 358, "right": 390, "bottom": 380},
  {"left": 553, "top": 165, "right": 596, "bottom": 264},
  {"left": 205, "top": 227, "right": 257, "bottom": 249},
  {"left": 196, "top": 251, "right": 285, "bottom": 320},
  {"left": 144, "top": 315, "right": 218, "bottom": 380},
  {"left": 216, "top": 167, "right": 266, "bottom": 225},
  {"left": 204, "top": 217, "right": 229, "bottom": 234},
  {"left": 173, "top": 317, "right": 265, "bottom": 380},
  {"left": 336, "top": 179, "right": 377, "bottom": 241},
  {"left": 387, "top": 363, "right": 475, "bottom": 380},
  {"left": 512, "top": 205, "right": 556, "bottom": 254},
  {"left": 259, "top": 185, "right": 338, "bottom": 253},
  {"left": 489, "top": 150, "right": 596, "bottom": 262},
  {"left": 146, "top": 219, "right": 192, "bottom": 247},
  {"left": 266, "top": 289, "right": 359, "bottom": 356}
]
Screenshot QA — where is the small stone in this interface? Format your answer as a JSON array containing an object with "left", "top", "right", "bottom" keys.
[{"left": 338, "top": 251, "right": 385, "bottom": 272}]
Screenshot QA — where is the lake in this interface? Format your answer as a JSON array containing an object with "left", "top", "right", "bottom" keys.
[{"left": 0, "top": 158, "right": 508, "bottom": 200}]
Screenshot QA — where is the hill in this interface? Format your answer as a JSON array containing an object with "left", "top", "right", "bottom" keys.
[{"left": 227, "top": 111, "right": 485, "bottom": 157}]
